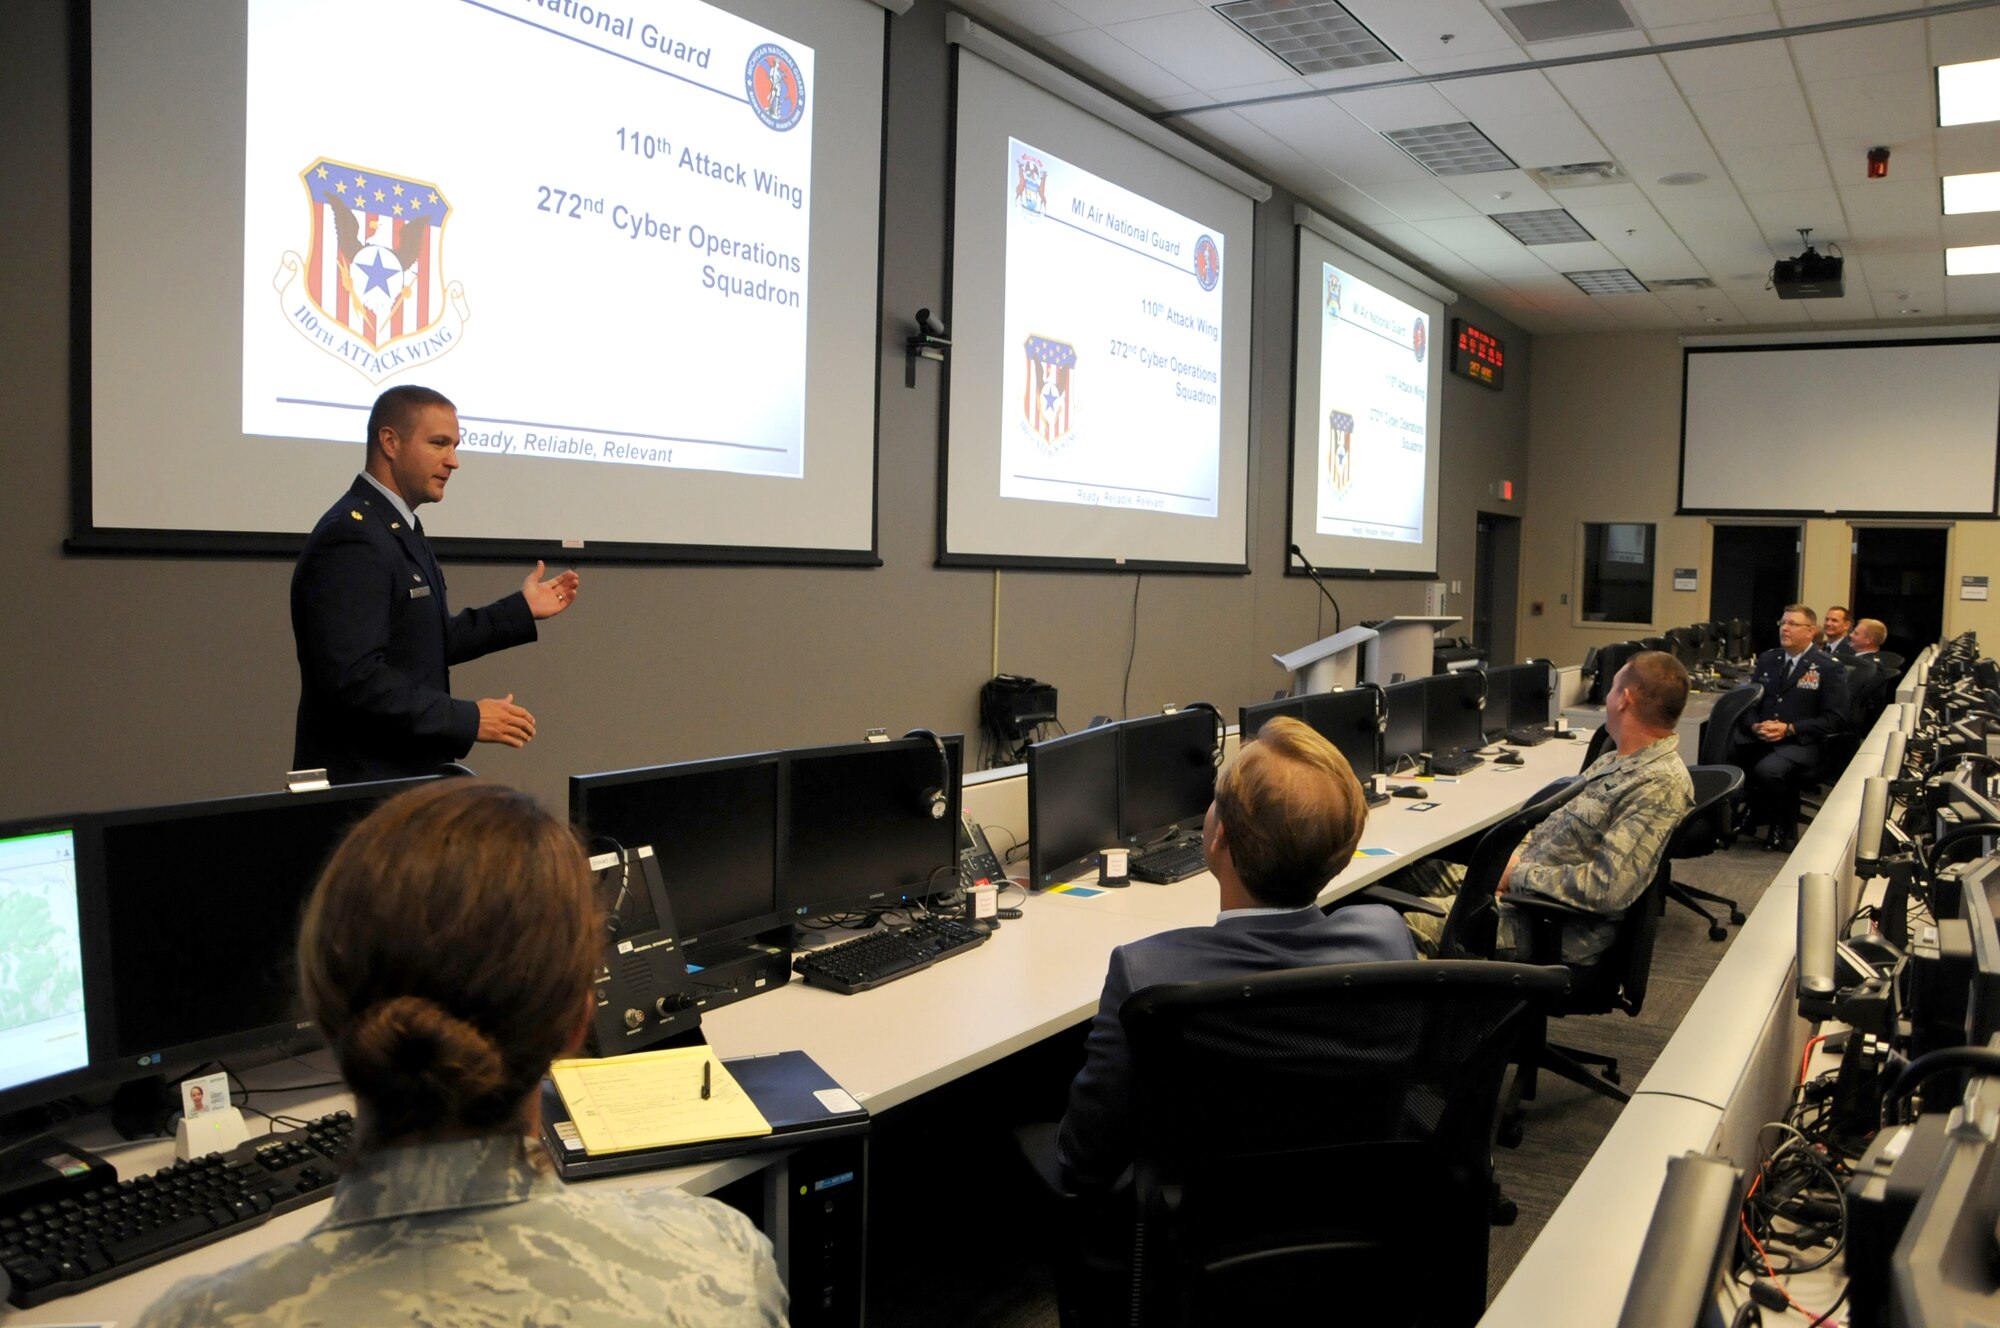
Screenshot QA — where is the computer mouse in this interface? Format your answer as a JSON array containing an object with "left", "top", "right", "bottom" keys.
[
  {"left": 1496, "top": 751, "right": 1524, "bottom": 766},
  {"left": 1392, "top": 785, "right": 1427, "bottom": 799}
]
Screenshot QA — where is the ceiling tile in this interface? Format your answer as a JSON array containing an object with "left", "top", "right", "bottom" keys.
[
  {"left": 1475, "top": 109, "right": 1610, "bottom": 167},
  {"left": 1546, "top": 53, "right": 1677, "bottom": 107},
  {"left": 1943, "top": 273, "right": 2000, "bottom": 317},
  {"left": 1624, "top": 0, "right": 1772, "bottom": 27},
  {"left": 1804, "top": 70, "right": 1939, "bottom": 142},
  {"left": 1232, "top": 98, "right": 1435, "bottom": 180},
  {"left": 1104, "top": 9, "right": 1296, "bottom": 89},
  {"left": 1695, "top": 85, "right": 1819, "bottom": 149},
  {"left": 1718, "top": 142, "right": 1835, "bottom": 194},
  {"left": 1743, "top": 186, "right": 1846, "bottom": 240},
  {"left": 1316, "top": 183, "right": 1401, "bottom": 226},
  {"left": 1334, "top": 83, "right": 1467, "bottom": 132},
  {"left": 1787, "top": 17, "right": 1925, "bottom": 81},
  {"left": 1041, "top": 27, "right": 1194, "bottom": 99},
  {"left": 1927, "top": 8, "right": 2000, "bottom": 66},
  {"left": 1514, "top": 31, "right": 1651, "bottom": 61},
  {"left": 1836, "top": 179, "right": 1943, "bottom": 246},
  {"left": 951, "top": 0, "right": 1095, "bottom": 36},
  {"left": 1052, "top": 0, "right": 1200, "bottom": 22},
  {"left": 1937, "top": 125, "right": 2000, "bottom": 177},
  {"left": 1205, "top": 76, "right": 1315, "bottom": 101},
  {"left": 1143, "top": 90, "right": 1220, "bottom": 113},
  {"left": 1414, "top": 215, "right": 1520, "bottom": 248},
  {"left": 1542, "top": 180, "right": 1648, "bottom": 208},
  {"left": 1578, "top": 93, "right": 1712, "bottom": 161},
  {"left": 1344, "top": 0, "right": 1522, "bottom": 59},
  {"left": 1437, "top": 70, "right": 1567, "bottom": 122},
  {"left": 1663, "top": 41, "right": 1795, "bottom": 96},
  {"left": 1361, "top": 177, "right": 1485, "bottom": 220},
  {"left": 1438, "top": 168, "right": 1559, "bottom": 212}
]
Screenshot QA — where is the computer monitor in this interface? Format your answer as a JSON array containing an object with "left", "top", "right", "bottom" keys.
[
  {"left": 1587, "top": 641, "right": 1645, "bottom": 705},
  {"left": 1237, "top": 695, "right": 1306, "bottom": 745},
  {"left": 1422, "top": 670, "right": 1485, "bottom": 755},
  {"left": 1663, "top": 627, "right": 1700, "bottom": 670},
  {"left": 0, "top": 820, "right": 89, "bottom": 1115},
  {"left": 1381, "top": 678, "right": 1428, "bottom": 771},
  {"left": 1027, "top": 725, "right": 1120, "bottom": 890},
  {"left": 781, "top": 735, "right": 965, "bottom": 919},
  {"left": 1119, "top": 711, "right": 1217, "bottom": 844},
  {"left": 1510, "top": 661, "right": 1557, "bottom": 730},
  {"left": 1301, "top": 687, "right": 1383, "bottom": 780},
  {"left": 1957, "top": 857, "right": 2000, "bottom": 1048},
  {"left": 1614, "top": 1153, "right": 1745, "bottom": 1328},
  {"left": 572, "top": 753, "right": 783, "bottom": 950},
  {"left": 86, "top": 778, "right": 429, "bottom": 1080},
  {"left": 1479, "top": 668, "right": 1515, "bottom": 739}
]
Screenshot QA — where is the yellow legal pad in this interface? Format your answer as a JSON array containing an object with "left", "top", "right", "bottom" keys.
[{"left": 549, "top": 1047, "right": 772, "bottom": 1155}]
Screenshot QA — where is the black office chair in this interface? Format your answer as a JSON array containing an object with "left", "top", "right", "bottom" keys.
[
  {"left": 1699, "top": 682, "right": 1762, "bottom": 843},
  {"left": 1503, "top": 838, "right": 1678, "bottom": 1104},
  {"left": 1108, "top": 960, "right": 1570, "bottom": 1328},
  {"left": 1664, "top": 765, "right": 1747, "bottom": 942}
]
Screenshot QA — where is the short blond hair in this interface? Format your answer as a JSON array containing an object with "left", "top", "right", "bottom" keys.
[
  {"left": 1212, "top": 716, "right": 1366, "bottom": 907},
  {"left": 1853, "top": 618, "right": 1887, "bottom": 649}
]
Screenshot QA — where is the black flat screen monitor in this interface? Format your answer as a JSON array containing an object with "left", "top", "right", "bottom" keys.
[
  {"left": 1027, "top": 726, "right": 1120, "bottom": 890},
  {"left": 1959, "top": 857, "right": 2000, "bottom": 1048},
  {"left": 1663, "top": 627, "right": 1700, "bottom": 670},
  {"left": 1423, "top": 671, "right": 1485, "bottom": 754},
  {"left": 86, "top": 778, "right": 429, "bottom": 1079},
  {"left": 782, "top": 735, "right": 965, "bottom": 919},
  {"left": 1381, "top": 679, "right": 1428, "bottom": 771},
  {"left": 1301, "top": 688, "right": 1382, "bottom": 780},
  {"left": 1238, "top": 696, "right": 1306, "bottom": 745},
  {"left": 1119, "top": 711, "right": 1217, "bottom": 844},
  {"left": 1508, "top": 661, "right": 1556, "bottom": 731},
  {"left": 0, "top": 820, "right": 89, "bottom": 1115},
  {"left": 1480, "top": 669, "right": 1515, "bottom": 738},
  {"left": 572, "top": 753, "right": 782, "bottom": 950},
  {"left": 1588, "top": 641, "right": 1645, "bottom": 704}
]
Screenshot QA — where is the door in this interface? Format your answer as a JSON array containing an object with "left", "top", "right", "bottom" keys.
[
  {"left": 1710, "top": 524, "right": 1800, "bottom": 655},
  {"left": 1474, "top": 512, "right": 1520, "bottom": 665},
  {"left": 1851, "top": 527, "right": 1947, "bottom": 659}
]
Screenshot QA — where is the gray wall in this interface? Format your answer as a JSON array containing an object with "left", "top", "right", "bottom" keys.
[{"left": 0, "top": 0, "right": 1531, "bottom": 820}]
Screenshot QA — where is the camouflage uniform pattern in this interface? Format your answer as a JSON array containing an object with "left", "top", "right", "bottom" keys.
[
  {"left": 1401, "top": 735, "right": 1691, "bottom": 964},
  {"left": 1501, "top": 734, "right": 1692, "bottom": 963},
  {"left": 136, "top": 1136, "right": 788, "bottom": 1327}
]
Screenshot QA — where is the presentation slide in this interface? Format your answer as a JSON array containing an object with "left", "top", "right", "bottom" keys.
[
  {"left": 1000, "top": 138, "right": 1224, "bottom": 519},
  {"left": 84, "top": 0, "right": 886, "bottom": 559},
  {"left": 244, "top": 0, "right": 812, "bottom": 480},
  {"left": 1289, "top": 225, "right": 1445, "bottom": 578},
  {"left": 942, "top": 50, "right": 1255, "bottom": 572}
]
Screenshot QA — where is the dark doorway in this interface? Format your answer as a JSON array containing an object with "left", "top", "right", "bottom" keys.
[
  {"left": 1710, "top": 525, "right": 1800, "bottom": 655},
  {"left": 1851, "top": 527, "right": 1947, "bottom": 659},
  {"left": 1475, "top": 512, "right": 1521, "bottom": 666}
]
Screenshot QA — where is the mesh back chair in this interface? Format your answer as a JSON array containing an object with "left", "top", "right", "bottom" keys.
[
  {"left": 1115, "top": 961, "right": 1570, "bottom": 1328},
  {"left": 1664, "top": 764, "right": 1748, "bottom": 941},
  {"left": 1699, "top": 683, "right": 1763, "bottom": 844}
]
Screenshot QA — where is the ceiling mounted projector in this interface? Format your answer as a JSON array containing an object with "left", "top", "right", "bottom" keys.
[{"left": 1773, "top": 228, "right": 1844, "bottom": 300}]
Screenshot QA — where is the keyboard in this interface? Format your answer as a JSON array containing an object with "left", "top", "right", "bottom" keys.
[
  {"left": 1429, "top": 749, "right": 1485, "bottom": 776},
  {"left": 1504, "top": 726, "right": 1553, "bottom": 747},
  {"left": 1129, "top": 840, "right": 1207, "bottom": 884},
  {"left": 792, "top": 916, "right": 990, "bottom": 994},
  {"left": 2, "top": 1111, "right": 355, "bottom": 1308}
]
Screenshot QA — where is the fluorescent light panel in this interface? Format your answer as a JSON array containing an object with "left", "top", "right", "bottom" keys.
[
  {"left": 1491, "top": 208, "right": 1594, "bottom": 244},
  {"left": 1217, "top": 0, "right": 1401, "bottom": 74},
  {"left": 1383, "top": 122, "right": 1517, "bottom": 176},
  {"left": 1943, "top": 171, "right": 2000, "bottom": 215},
  {"left": 1945, "top": 245, "right": 2000, "bottom": 276},
  {"left": 1938, "top": 58, "right": 2000, "bottom": 127},
  {"left": 1564, "top": 268, "right": 1649, "bottom": 294}
]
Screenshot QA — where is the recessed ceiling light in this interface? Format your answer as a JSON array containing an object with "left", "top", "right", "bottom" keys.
[
  {"left": 1657, "top": 172, "right": 1708, "bottom": 187},
  {"left": 1943, "top": 170, "right": 2000, "bottom": 215},
  {"left": 1383, "top": 123, "right": 1517, "bottom": 176},
  {"left": 1216, "top": 0, "right": 1402, "bottom": 75},
  {"left": 1946, "top": 245, "right": 2000, "bottom": 276},
  {"left": 1491, "top": 208, "right": 1594, "bottom": 244},
  {"left": 1938, "top": 57, "right": 2000, "bottom": 127},
  {"left": 1564, "top": 268, "right": 1649, "bottom": 295}
]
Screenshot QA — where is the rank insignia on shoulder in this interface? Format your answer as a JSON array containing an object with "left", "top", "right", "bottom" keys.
[
  {"left": 390, "top": 522, "right": 401, "bottom": 530},
  {"left": 350, "top": 510, "right": 363, "bottom": 520}
]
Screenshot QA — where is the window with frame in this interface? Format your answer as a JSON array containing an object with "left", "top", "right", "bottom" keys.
[{"left": 1581, "top": 522, "right": 1656, "bottom": 625}]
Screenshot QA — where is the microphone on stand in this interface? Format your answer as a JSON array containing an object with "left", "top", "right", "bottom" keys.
[{"left": 1289, "top": 543, "right": 1342, "bottom": 636}]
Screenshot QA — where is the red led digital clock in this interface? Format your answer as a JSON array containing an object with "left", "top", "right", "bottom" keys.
[{"left": 1451, "top": 318, "right": 1505, "bottom": 390}]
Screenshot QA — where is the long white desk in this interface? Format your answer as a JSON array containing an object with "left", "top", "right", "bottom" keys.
[{"left": 1, "top": 731, "right": 1589, "bottom": 1325}]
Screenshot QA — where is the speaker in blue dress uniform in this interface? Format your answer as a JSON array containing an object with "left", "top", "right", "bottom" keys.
[{"left": 291, "top": 386, "right": 582, "bottom": 784}]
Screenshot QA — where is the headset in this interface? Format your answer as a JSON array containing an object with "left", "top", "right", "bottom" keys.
[
  {"left": 1181, "top": 702, "right": 1227, "bottom": 769},
  {"left": 903, "top": 728, "right": 951, "bottom": 820}
]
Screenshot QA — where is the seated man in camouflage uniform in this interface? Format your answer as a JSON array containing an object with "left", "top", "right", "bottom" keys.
[{"left": 1396, "top": 650, "right": 1694, "bottom": 964}]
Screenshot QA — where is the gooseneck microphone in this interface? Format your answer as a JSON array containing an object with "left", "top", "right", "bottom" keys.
[{"left": 1288, "top": 543, "right": 1343, "bottom": 636}]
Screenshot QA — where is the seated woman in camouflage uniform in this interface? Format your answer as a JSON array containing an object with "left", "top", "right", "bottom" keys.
[{"left": 139, "top": 779, "right": 787, "bottom": 1327}]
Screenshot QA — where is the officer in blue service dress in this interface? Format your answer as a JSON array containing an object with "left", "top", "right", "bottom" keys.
[
  {"left": 137, "top": 780, "right": 787, "bottom": 1328},
  {"left": 1730, "top": 603, "right": 1849, "bottom": 851},
  {"left": 291, "top": 385, "right": 580, "bottom": 783}
]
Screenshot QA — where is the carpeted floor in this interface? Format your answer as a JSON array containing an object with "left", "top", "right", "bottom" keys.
[{"left": 862, "top": 838, "right": 1788, "bottom": 1328}]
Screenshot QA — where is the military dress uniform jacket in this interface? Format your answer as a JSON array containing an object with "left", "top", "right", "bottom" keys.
[
  {"left": 1739, "top": 647, "right": 1850, "bottom": 747},
  {"left": 136, "top": 1136, "right": 788, "bottom": 1327},
  {"left": 291, "top": 477, "right": 536, "bottom": 783}
]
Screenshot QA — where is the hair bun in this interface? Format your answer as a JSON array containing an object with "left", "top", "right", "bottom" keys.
[{"left": 344, "top": 996, "right": 510, "bottom": 1135}]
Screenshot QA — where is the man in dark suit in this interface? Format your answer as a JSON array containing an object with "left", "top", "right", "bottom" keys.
[
  {"left": 1054, "top": 716, "right": 1414, "bottom": 1190},
  {"left": 1823, "top": 605, "right": 1857, "bottom": 661},
  {"left": 291, "top": 386, "right": 581, "bottom": 783},
  {"left": 1731, "top": 603, "right": 1849, "bottom": 850}
]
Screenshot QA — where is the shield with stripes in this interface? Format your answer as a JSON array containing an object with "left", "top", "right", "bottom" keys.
[
  {"left": 298, "top": 158, "right": 450, "bottom": 352},
  {"left": 1023, "top": 335, "right": 1076, "bottom": 452}
]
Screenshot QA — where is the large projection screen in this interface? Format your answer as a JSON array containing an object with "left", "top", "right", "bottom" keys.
[
  {"left": 940, "top": 47, "right": 1257, "bottom": 573},
  {"left": 1681, "top": 340, "right": 2000, "bottom": 517},
  {"left": 79, "top": 0, "right": 887, "bottom": 563},
  {"left": 1287, "top": 224, "right": 1446, "bottom": 578}
]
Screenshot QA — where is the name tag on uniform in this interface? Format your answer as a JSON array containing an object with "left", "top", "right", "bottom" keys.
[{"left": 409, "top": 585, "right": 432, "bottom": 600}]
